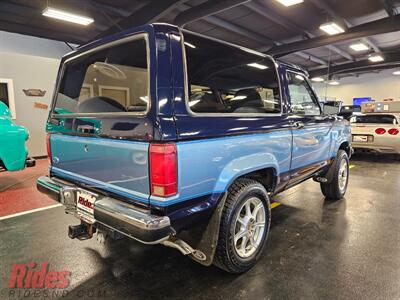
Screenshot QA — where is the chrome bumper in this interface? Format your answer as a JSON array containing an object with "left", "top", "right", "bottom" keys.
[{"left": 37, "top": 176, "right": 173, "bottom": 244}]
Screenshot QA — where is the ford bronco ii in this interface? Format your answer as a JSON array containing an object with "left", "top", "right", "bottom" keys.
[{"left": 37, "top": 24, "right": 351, "bottom": 273}]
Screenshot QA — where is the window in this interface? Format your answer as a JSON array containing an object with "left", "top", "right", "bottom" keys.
[
  {"left": 350, "top": 115, "right": 398, "bottom": 124},
  {"left": 0, "top": 78, "right": 16, "bottom": 119},
  {"left": 287, "top": 72, "right": 321, "bottom": 116},
  {"left": 54, "top": 35, "right": 149, "bottom": 115},
  {"left": 184, "top": 32, "right": 281, "bottom": 114}
]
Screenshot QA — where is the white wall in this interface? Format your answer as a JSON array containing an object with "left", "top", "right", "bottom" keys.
[
  {"left": 314, "top": 70, "right": 400, "bottom": 105},
  {"left": 0, "top": 31, "right": 73, "bottom": 157}
]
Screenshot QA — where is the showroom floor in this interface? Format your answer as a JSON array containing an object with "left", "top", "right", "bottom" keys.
[{"left": 1, "top": 155, "right": 399, "bottom": 299}]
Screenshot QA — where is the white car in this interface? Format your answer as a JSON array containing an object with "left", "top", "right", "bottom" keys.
[{"left": 351, "top": 113, "right": 400, "bottom": 154}]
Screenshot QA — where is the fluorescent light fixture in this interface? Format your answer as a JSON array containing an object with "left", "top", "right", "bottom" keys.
[
  {"left": 368, "top": 55, "right": 384, "bottom": 62},
  {"left": 349, "top": 43, "right": 369, "bottom": 51},
  {"left": 189, "top": 100, "right": 200, "bottom": 107},
  {"left": 392, "top": 70, "right": 400, "bottom": 75},
  {"left": 275, "top": 0, "right": 304, "bottom": 7},
  {"left": 247, "top": 63, "right": 268, "bottom": 70},
  {"left": 42, "top": 7, "right": 94, "bottom": 26},
  {"left": 295, "top": 74, "right": 304, "bottom": 81},
  {"left": 184, "top": 42, "right": 196, "bottom": 49},
  {"left": 311, "top": 77, "right": 324, "bottom": 82},
  {"left": 328, "top": 81, "right": 340, "bottom": 85},
  {"left": 319, "top": 22, "right": 345, "bottom": 35},
  {"left": 231, "top": 95, "right": 247, "bottom": 101}
]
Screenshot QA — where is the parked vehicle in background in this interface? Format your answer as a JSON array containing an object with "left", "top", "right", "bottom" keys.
[
  {"left": 0, "top": 102, "right": 35, "bottom": 171},
  {"left": 339, "top": 105, "right": 362, "bottom": 120},
  {"left": 37, "top": 23, "right": 352, "bottom": 273},
  {"left": 351, "top": 113, "right": 400, "bottom": 154}
]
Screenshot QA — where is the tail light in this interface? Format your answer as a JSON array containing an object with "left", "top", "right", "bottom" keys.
[
  {"left": 46, "top": 134, "right": 52, "bottom": 164},
  {"left": 149, "top": 143, "right": 177, "bottom": 197},
  {"left": 388, "top": 128, "right": 399, "bottom": 135},
  {"left": 375, "top": 128, "right": 386, "bottom": 135}
]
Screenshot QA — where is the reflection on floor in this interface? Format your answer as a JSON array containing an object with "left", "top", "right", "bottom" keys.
[{"left": 0, "top": 154, "right": 399, "bottom": 299}]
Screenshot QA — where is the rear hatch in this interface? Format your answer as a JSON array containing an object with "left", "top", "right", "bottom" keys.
[{"left": 47, "top": 33, "right": 153, "bottom": 206}]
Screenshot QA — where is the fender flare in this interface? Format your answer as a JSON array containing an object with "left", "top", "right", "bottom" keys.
[{"left": 213, "top": 153, "right": 280, "bottom": 194}]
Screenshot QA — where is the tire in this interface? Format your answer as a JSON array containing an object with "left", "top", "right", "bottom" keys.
[
  {"left": 213, "top": 178, "right": 271, "bottom": 274},
  {"left": 321, "top": 150, "right": 349, "bottom": 200}
]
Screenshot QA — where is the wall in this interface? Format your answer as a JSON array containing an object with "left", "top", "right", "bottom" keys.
[
  {"left": 314, "top": 70, "right": 400, "bottom": 105},
  {"left": 0, "top": 31, "right": 73, "bottom": 156}
]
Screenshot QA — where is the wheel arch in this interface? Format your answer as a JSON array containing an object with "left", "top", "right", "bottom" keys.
[
  {"left": 338, "top": 141, "right": 351, "bottom": 157},
  {"left": 213, "top": 153, "right": 280, "bottom": 195}
]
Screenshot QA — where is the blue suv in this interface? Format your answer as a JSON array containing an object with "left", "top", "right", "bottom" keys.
[{"left": 37, "top": 23, "right": 351, "bottom": 273}]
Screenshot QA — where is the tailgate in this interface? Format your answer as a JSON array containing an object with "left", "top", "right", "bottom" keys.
[{"left": 50, "top": 134, "right": 150, "bottom": 205}]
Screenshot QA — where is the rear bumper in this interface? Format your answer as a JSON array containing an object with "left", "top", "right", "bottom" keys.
[{"left": 37, "top": 176, "right": 173, "bottom": 244}]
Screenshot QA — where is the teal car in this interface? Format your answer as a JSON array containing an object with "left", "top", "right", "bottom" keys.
[{"left": 0, "top": 102, "right": 35, "bottom": 171}]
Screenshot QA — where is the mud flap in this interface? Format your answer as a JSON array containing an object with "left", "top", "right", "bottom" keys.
[
  {"left": 185, "top": 193, "right": 227, "bottom": 266},
  {"left": 324, "top": 155, "right": 341, "bottom": 184}
]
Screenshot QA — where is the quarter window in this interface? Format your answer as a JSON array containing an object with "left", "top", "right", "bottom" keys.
[
  {"left": 184, "top": 33, "right": 281, "bottom": 114},
  {"left": 287, "top": 72, "right": 320, "bottom": 116}
]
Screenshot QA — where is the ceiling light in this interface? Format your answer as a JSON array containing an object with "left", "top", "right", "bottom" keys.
[
  {"left": 349, "top": 43, "right": 369, "bottom": 51},
  {"left": 368, "top": 55, "right": 384, "bottom": 62},
  {"left": 328, "top": 81, "right": 340, "bottom": 85},
  {"left": 42, "top": 7, "right": 94, "bottom": 26},
  {"left": 319, "top": 22, "right": 345, "bottom": 35},
  {"left": 311, "top": 77, "right": 324, "bottom": 82},
  {"left": 184, "top": 42, "right": 196, "bottom": 49},
  {"left": 295, "top": 75, "right": 304, "bottom": 81},
  {"left": 275, "top": 0, "right": 304, "bottom": 7},
  {"left": 247, "top": 63, "right": 269, "bottom": 70},
  {"left": 392, "top": 70, "right": 400, "bottom": 75}
]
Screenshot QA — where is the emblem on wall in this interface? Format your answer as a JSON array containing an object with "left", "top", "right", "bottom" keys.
[{"left": 23, "top": 89, "right": 46, "bottom": 97}]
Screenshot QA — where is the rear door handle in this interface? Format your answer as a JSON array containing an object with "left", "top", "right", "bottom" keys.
[{"left": 293, "top": 121, "right": 305, "bottom": 129}]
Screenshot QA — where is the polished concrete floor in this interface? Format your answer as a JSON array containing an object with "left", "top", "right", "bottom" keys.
[{"left": 0, "top": 154, "right": 399, "bottom": 299}]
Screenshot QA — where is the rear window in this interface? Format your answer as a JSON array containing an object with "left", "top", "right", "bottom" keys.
[
  {"left": 54, "top": 35, "right": 149, "bottom": 115},
  {"left": 183, "top": 32, "right": 281, "bottom": 114},
  {"left": 350, "top": 115, "right": 398, "bottom": 124}
]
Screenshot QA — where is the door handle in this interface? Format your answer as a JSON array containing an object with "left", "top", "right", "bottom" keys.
[{"left": 293, "top": 121, "right": 305, "bottom": 129}]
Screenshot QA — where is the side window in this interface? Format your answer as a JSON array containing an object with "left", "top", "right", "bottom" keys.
[
  {"left": 184, "top": 33, "right": 281, "bottom": 114},
  {"left": 287, "top": 72, "right": 321, "bottom": 116}
]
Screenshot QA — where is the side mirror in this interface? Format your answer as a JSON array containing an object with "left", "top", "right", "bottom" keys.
[
  {"left": 322, "top": 101, "right": 342, "bottom": 115},
  {"left": 0, "top": 101, "right": 11, "bottom": 118}
]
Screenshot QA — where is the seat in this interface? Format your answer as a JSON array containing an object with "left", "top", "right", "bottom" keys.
[{"left": 232, "top": 89, "right": 265, "bottom": 113}]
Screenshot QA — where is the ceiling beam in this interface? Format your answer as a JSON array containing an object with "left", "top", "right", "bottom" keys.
[
  {"left": 244, "top": 2, "right": 354, "bottom": 61},
  {"left": 309, "top": 0, "right": 381, "bottom": 53},
  {"left": 268, "top": 15, "right": 400, "bottom": 57},
  {"left": 174, "top": 0, "right": 251, "bottom": 27},
  {"left": 0, "top": 20, "right": 84, "bottom": 44},
  {"left": 381, "top": 0, "right": 394, "bottom": 17},
  {"left": 96, "top": 0, "right": 188, "bottom": 39},
  {"left": 178, "top": 3, "right": 327, "bottom": 66},
  {"left": 309, "top": 52, "right": 400, "bottom": 77}
]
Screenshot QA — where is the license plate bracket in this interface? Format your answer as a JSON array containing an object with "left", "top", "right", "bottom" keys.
[
  {"left": 76, "top": 189, "right": 97, "bottom": 224},
  {"left": 353, "top": 135, "right": 368, "bottom": 142}
]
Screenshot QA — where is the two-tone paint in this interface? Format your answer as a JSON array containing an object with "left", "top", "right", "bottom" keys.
[{"left": 46, "top": 23, "right": 351, "bottom": 232}]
